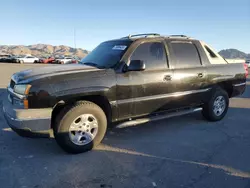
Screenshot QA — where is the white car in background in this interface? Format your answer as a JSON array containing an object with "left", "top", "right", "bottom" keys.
[
  {"left": 56, "top": 56, "right": 74, "bottom": 64},
  {"left": 16, "top": 55, "right": 39, "bottom": 64}
]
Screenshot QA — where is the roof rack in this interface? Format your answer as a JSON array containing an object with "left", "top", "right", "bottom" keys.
[
  {"left": 166, "top": 35, "right": 191, "bottom": 39},
  {"left": 121, "top": 33, "right": 191, "bottom": 40},
  {"left": 122, "top": 33, "right": 161, "bottom": 39},
  {"left": 169, "top": 35, "right": 188, "bottom": 37}
]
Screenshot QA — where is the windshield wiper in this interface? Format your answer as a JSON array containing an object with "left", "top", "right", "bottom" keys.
[{"left": 83, "top": 62, "right": 105, "bottom": 69}]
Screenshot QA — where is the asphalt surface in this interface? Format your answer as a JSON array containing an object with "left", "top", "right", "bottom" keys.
[{"left": 0, "top": 63, "right": 250, "bottom": 188}]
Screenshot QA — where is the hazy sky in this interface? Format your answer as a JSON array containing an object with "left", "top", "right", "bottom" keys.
[{"left": 0, "top": 0, "right": 249, "bottom": 52}]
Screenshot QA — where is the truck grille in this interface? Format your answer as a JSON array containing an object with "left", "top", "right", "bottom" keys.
[{"left": 10, "top": 79, "right": 15, "bottom": 89}]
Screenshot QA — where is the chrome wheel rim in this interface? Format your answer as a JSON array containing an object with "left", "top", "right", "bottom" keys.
[
  {"left": 213, "top": 96, "right": 226, "bottom": 116},
  {"left": 69, "top": 114, "right": 98, "bottom": 146}
]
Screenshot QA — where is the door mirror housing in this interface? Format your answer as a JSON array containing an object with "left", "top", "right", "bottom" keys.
[{"left": 128, "top": 60, "right": 145, "bottom": 71}]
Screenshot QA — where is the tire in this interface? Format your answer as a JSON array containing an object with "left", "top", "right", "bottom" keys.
[
  {"left": 202, "top": 87, "right": 229, "bottom": 121},
  {"left": 34, "top": 60, "right": 38, "bottom": 63},
  {"left": 20, "top": 60, "right": 24, "bottom": 64},
  {"left": 54, "top": 101, "right": 107, "bottom": 154}
]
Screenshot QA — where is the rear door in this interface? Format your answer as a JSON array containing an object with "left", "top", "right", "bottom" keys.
[
  {"left": 167, "top": 40, "right": 209, "bottom": 107},
  {"left": 116, "top": 40, "right": 175, "bottom": 119}
]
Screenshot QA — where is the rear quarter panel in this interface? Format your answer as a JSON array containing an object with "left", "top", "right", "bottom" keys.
[
  {"left": 205, "top": 63, "right": 246, "bottom": 97},
  {"left": 206, "top": 63, "right": 246, "bottom": 85}
]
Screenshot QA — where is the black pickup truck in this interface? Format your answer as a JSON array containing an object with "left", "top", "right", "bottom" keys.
[{"left": 3, "top": 34, "right": 248, "bottom": 153}]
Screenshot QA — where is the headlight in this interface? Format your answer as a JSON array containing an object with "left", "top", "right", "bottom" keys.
[
  {"left": 14, "top": 84, "right": 31, "bottom": 95},
  {"left": 12, "top": 84, "right": 31, "bottom": 109}
]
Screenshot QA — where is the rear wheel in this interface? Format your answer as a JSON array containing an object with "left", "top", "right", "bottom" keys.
[
  {"left": 54, "top": 101, "right": 107, "bottom": 154},
  {"left": 202, "top": 87, "right": 229, "bottom": 121}
]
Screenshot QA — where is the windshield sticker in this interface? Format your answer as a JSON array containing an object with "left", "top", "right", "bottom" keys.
[{"left": 112, "top": 45, "right": 127, "bottom": 50}]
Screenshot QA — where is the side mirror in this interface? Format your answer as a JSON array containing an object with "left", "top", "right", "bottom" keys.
[{"left": 128, "top": 60, "right": 145, "bottom": 71}]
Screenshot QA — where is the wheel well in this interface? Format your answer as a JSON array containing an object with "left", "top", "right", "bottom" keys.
[
  {"left": 51, "top": 95, "right": 112, "bottom": 128},
  {"left": 217, "top": 82, "right": 233, "bottom": 98}
]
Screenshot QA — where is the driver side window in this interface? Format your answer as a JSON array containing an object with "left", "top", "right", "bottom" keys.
[{"left": 130, "top": 42, "right": 168, "bottom": 70}]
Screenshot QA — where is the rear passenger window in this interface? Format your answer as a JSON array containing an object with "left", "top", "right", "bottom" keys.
[
  {"left": 130, "top": 42, "right": 168, "bottom": 70},
  {"left": 204, "top": 45, "right": 217, "bottom": 58},
  {"left": 171, "top": 42, "right": 201, "bottom": 68}
]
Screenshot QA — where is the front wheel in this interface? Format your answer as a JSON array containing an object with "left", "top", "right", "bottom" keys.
[
  {"left": 202, "top": 88, "right": 229, "bottom": 121},
  {"left": 54, "top": 101, "right": 107, "bottom": 154}
]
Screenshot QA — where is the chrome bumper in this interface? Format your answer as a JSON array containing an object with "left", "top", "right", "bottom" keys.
[{"left": 3, "top": 99, "right": 53, "bottom": 137}]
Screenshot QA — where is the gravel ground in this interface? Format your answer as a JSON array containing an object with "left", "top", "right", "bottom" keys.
[{"left": 0, "top": 64, "right": 250, "bottom": 188}]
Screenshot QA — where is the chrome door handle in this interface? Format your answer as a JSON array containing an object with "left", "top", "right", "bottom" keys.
[
  {"left": 198, "top": 73, "right": 204, "bottom": 78},
  {"left": 164, "top": 75, "right": 172, "bottom": 81}
]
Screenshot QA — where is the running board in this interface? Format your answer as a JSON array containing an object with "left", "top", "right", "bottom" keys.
[{"left": 116, "top": 107, "right": 202, "bottom": 129}]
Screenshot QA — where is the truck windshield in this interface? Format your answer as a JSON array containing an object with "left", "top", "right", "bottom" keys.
[{"left": 80, "top": 40, "right": 132, "bottom": 68}]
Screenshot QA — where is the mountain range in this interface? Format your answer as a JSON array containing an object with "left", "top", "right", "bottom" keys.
[
  {"left": 0, "top": 44, "right": 249, "bottom": 60},
  {"left": 0, "top": 44, "right": 89, "bottom": 58},
  {"left": 218, "top": 49, "right": 250, "bottom": 59}
]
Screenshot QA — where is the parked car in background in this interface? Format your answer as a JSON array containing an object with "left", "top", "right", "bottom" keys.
[
  {"left": 246, "top": 60, "right": 250, "bottom": 67},
  {"left": 0, "top": 54, "right": 11, "bottom": 62},
  {"left": 16, "top": 55, "right": 39, "bottom": 64},
  {"left": 56, "top": 56, "right": 75, "bottom": 64},
  {"left": 39, "top": 57, "right": 56, "bottom": 64},
  {"left": 36, "top": 57, "right": 61, "bottom": 64},
  {"left": 71, "top": 57, "right": 81, "bottom": 64},
  {"left": 3, "top": 33, "right": 247, "bottom": 154},
  {"left": 59, "top": 56, "right": 81, "bottom": 64},
  {"left": 6, "top": 56, "right": 21, "bottom": 63},
  {"left": 0, "top": 55, "right": 23, "bottom": 63}
]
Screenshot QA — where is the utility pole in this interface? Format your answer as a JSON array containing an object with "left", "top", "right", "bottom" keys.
[
  {"left": 73, "top": 27, "right": 77, "bottom": 58},
  {"left": 74, "top": 27, "right": 76, "bottom": 50}
]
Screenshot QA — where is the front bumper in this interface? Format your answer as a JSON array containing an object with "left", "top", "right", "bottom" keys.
[{"left": 3, "top": 99, "right": 53, "bottom": 138}]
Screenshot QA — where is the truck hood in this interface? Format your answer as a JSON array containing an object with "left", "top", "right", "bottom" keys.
[{"left": 12, "top": 64, "right": 102, "bottom": 83}]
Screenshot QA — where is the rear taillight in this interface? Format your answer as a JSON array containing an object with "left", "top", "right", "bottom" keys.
[{"left": 243, "top": 62, "right": 248, "bottom": 78}]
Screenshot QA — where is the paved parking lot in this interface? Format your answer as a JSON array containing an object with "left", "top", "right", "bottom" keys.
[{"left": 0, "top": 64, "right": 250, "bottom": 188}]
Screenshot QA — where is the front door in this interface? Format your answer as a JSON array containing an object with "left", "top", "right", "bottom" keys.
[{"left": 116, "top": 41, "right": 175, "bottom": 120}]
